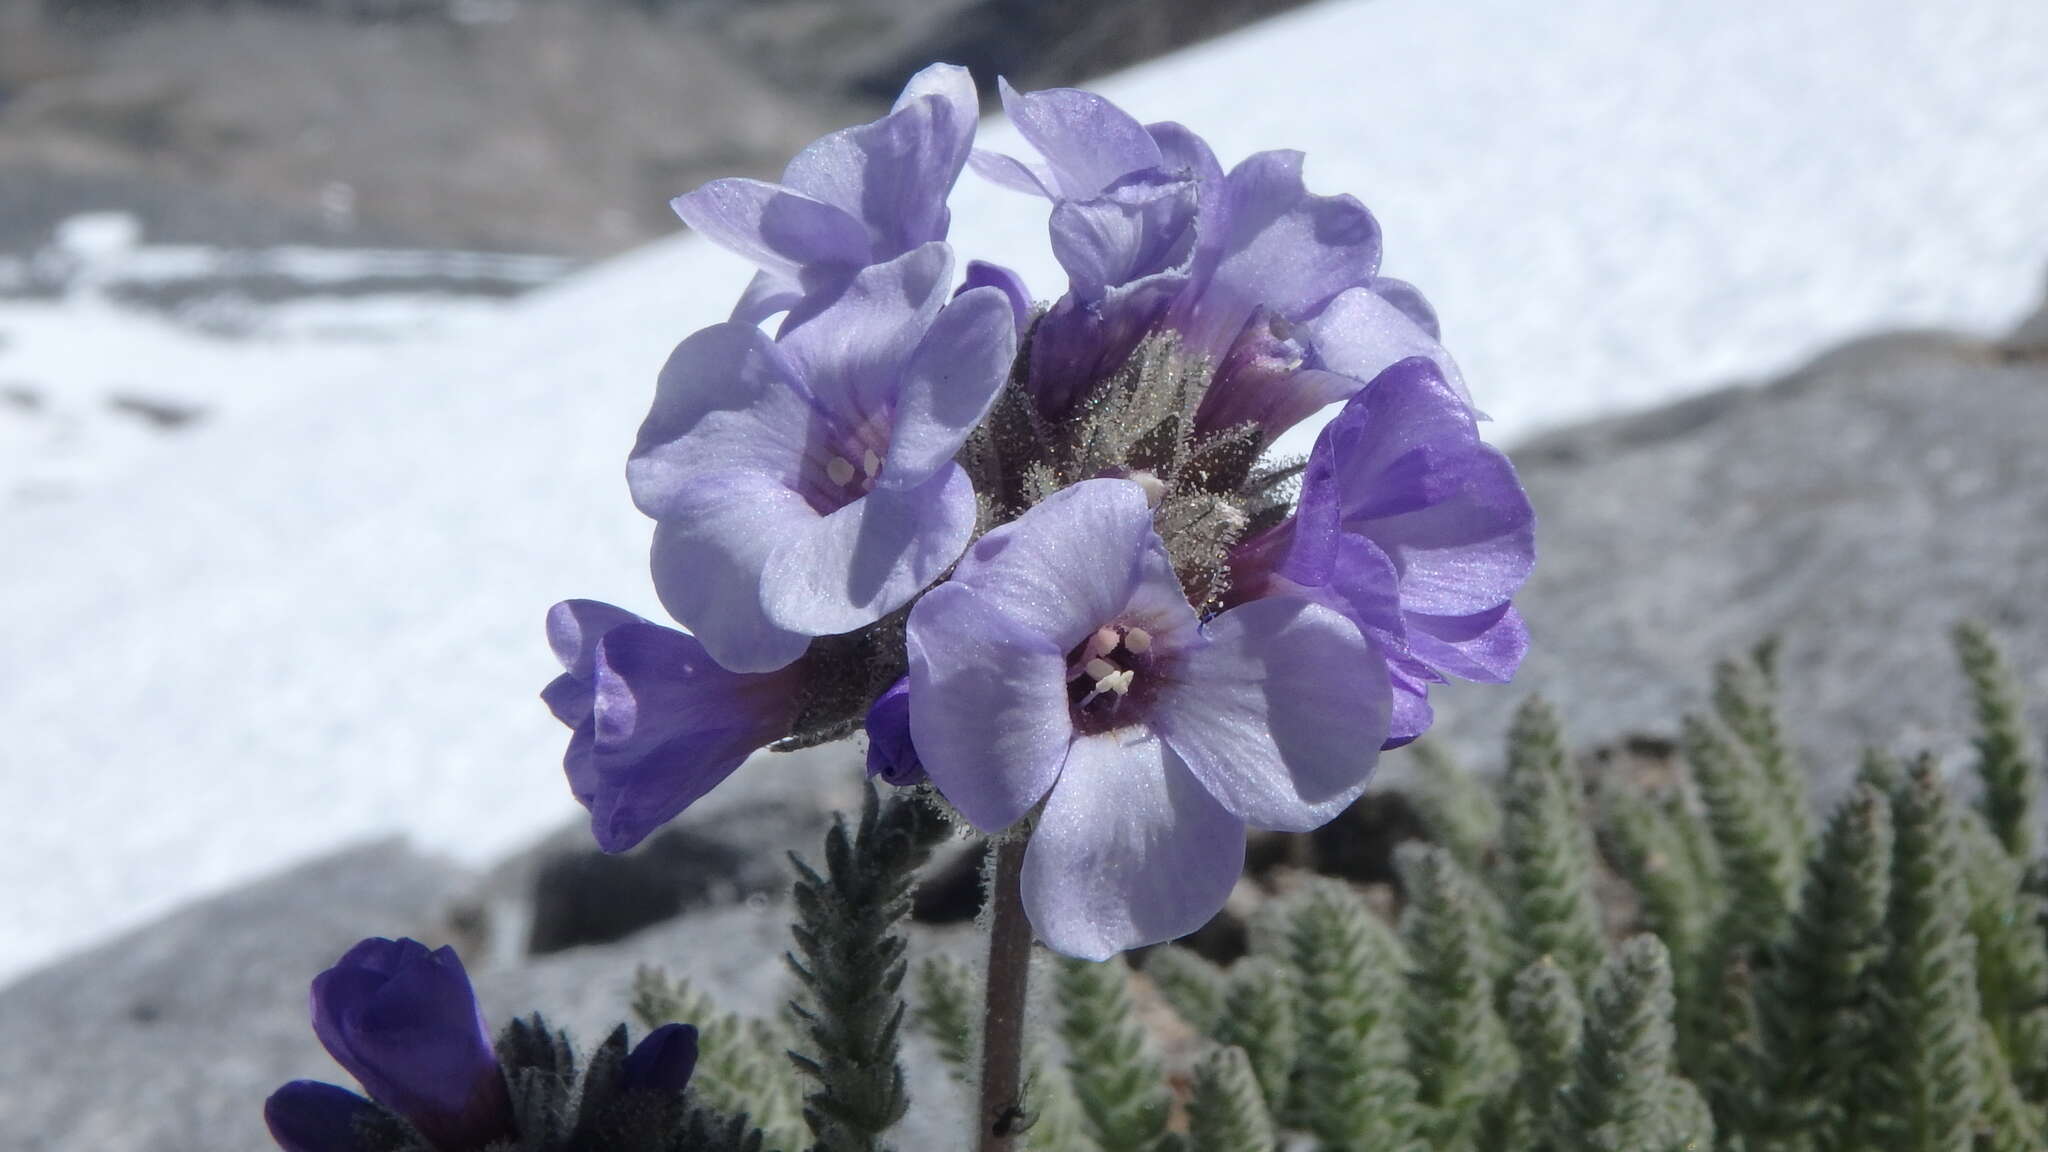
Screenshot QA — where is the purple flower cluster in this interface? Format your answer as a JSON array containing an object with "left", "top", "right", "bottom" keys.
[
  {"left": 265, "top": 937, "right": 695, "bottom": 1151},
  {"left": 545, "top": 66, "right": 1533, "bottom": 959}
]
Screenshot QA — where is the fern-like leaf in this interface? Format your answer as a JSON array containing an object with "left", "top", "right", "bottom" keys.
[
  {"left": 1502, "top": 698, "right": 1606, "bottom": 991},
  {"left": 1055, "top": 957, "right": 1177, "bottom": 1152},
  {"left": 785, "top": 784, "right": 951, "bottom": 1152},
  {"left": 1287, "top": 879, "right": 1422, "bottom": 1151},
  {"left": 1186, "top": 1046, "right": 1277, "bottom": 1152},
  {"left": 1955, "top": 622, "right": 2040, "bottom": 861}
]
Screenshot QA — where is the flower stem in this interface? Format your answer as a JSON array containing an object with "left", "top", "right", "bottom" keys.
[{"left": 977, "top": 835, "right": 1033, "bottom": 1152}]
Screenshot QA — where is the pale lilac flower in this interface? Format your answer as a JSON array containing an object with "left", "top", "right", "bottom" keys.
[
  {"left": 1230, "top": 357, "right": 1533, "bottom": 745},
  {"left": 906, "top": 479, "right": 1391, "bottom": 959},
  {"left": 975, "top": 80, "right": 1464, "bottom": 441},
  {"left": 542, "top": 600, "right": 801, "bottom": 852},
  {"left": 971, "top": 82, "right": 1201, "bottom": 416},
  {"left": 674, "top": 64, "right": 979, "bottom": 324},
  {"left": 627, "top": 244, "right": 1016, "bottom": 672},
  {"left": 958, "top": 259, "right": 1033, "bottom": 335}
]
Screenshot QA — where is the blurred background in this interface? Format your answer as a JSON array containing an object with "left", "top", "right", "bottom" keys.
[{"left": 1, "top": 0, "right": 2044, "bottom": 1146}]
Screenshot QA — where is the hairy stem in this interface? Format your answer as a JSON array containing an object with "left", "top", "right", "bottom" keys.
[{"left": 978, "top": 836, "right": 1033, "bottom": 1152}]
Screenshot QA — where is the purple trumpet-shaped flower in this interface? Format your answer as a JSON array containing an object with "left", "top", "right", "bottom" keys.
[
  {"left": 906, "top": 479, "right": 1391, "bottom": 959},
  {"left": 543, "top": 599, "right": 802, "bottom": 852},
  {"left": 673, "top": 63, "right": 979, "bottom": 325},
  {"left": 628, "top": 244, "right": 1016, "bottom": 673},
  {"left": 971, "top": 81, "right": 1203, "bottom": 417},
  {"left": 1231, "top": 356, "right": 1533, "bottom": 746},
  {"left": 975, "top": 80, "right": 1464, "bottom": 442},
  {"left": 863, "top": 676, "right": 927, "bottom": 787},
  {"left": 264, "top": 937, "right": 512, "bottom": 1152}
]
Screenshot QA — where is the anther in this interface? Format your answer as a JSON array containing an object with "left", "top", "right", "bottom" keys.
[
  {"left": 1089, "top": 626, "right": 1121, "bottom": 657},
  {"left": 826, "top": 456, "right": 857, "bottom": 486},
  {"left": 862, "top": 448, "right": 881, "bottom": 478},
  {"left": 1084, "top": 657, "right": 1118, "bottom": 683},
  {"left": 1129, "top": 470, "right": 1167, "bottom": 509},
  {"left": 1123, "top": 627, "right": 1152, "bottom": 654}
]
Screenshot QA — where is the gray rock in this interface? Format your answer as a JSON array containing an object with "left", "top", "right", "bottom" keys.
[
  {"left": 454, "top": 739, "right": 873, "bottom": 964},
  {"left": 1415, "top": 323, "right": 2048, "bottom": 806},
  {"left": 0, "top": 838, "right": 471, "bottom": 1152},
  {"left": 0, "top": 765, "right": 982, "bottom": 1151}
]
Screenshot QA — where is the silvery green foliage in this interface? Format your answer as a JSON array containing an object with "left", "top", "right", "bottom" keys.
[
  {"left": 904, "top": 954, "right": 1095, "bottom": 1152},
  {"left": 1597, "top": 779, "right": 1715, "bottom": 1023},
  {"left": 1713, "top": 653, "right": 1809, "bottom": 863},
  {"left": 1501, "top": 696, "right": 1607, "bottom": 991},
  {"left": 629, "top": 969, "right": 806, "bottom": 1152},
  {"left": 1682, "top": 668, "right": 1809, "bottom": 1128},
  {"left": 1186, "top": 1046, "right": 1276, "bottom": 1152},
  {"left": 1110, "top": 631, "right": 2046, "bottom": 1151},
  {"left": 646, "top": 630, "right": 2048, "bottom": 1149},
  {"left": 1957, "top": 621, "right": 2041, "bottom": 860},
  {"left": 1958, "top": 812, "right": 2048, "bottom": 1107},
  {"left": 910, "top": 956, "right": 978, "bottom": 1088},
  {"left": 1396, "top": 843, "right": 1515, "bottom": 1152},
  {"left": 1753, "top": 784, "right": 1893, "bottom": 1151},
  {"left": 1408, "top": 740, "right": 1503, "bottom": 877},
  {"left": 1870, "top": 760, "right": 1984, "bottom": 1151},
  {"left": 1142, "top": 945, "right": 1228, "bottom": 1037},
  {"left": 1410, "top": 741, "right": 1516, "bottom": 985},
  {"left": 1210, "top": 956, "right": 1298, "bottom": 1130},
  {"left": 1977, "top": 1024, "right": 2043, "bottom": 1152},
  {"left": 1505, "top": 956, "right": 1583, "bottom": 1150},
  {"left": 1286, "top": 879, "right": 1424, "bottom": 1151},
  {"left": 1557, "top": 936, "right": 1709, "bottom": 1152},
  {"left": 1018, "top": 1039, "right": 1095, "bottom": 1152},
  {"left": 1052, "top": 956, "right": 1180, "bottom": 1152},
  {"left": 1684, "top": 711, "right": 1802, "bottom": 955}
]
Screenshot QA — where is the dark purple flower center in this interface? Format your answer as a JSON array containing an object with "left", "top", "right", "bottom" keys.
[
  {"left": 1065, "top": 621, "right": 1162, "bottom": 735},
  {"left": 795, "top": 415, "right": 891, "bottom": 514}
]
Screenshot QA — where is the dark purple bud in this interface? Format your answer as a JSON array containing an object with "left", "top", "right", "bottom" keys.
[
  {"left": 864, "top": 677, "right": 927, "bottom": 787},
  {"left": 620, "top": 1023, "right": 700, "bottom": 1096},
  {"left": 264, "top": 1080, "right": 378, "bottom": 1152},
  {"left": 958, "top": 260, "right": 1033, "bottom": 335},
  {"left": 308, "top": 938, "right": 512, "bottom": 1150}
]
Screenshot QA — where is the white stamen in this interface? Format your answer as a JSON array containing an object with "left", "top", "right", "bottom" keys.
[
  {"left": 1123, "top": 627, "right": 1152, "bottom": 654},
  {"left": 862, "top": 448, "right": 881, "bottom": 478},
  {"left": 1078, "top": 666, "right": 1137, "bottom": 709},
  {"left": 1089, "top": 626, "right": 1121, "bottom": 657},
  {"left": 1129, "top": 470, "right": 1167, "bottom": 509},
  {"left": 826, "top": 456, "right": 857, "bottom": 486},
  {"left": 1084, "top": 657, "right": 1118, "bottom": 683}
]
